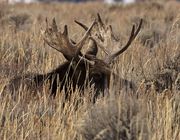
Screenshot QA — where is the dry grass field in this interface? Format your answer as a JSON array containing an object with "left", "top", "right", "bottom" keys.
[{"left": 0, "top": 1, "right": 180, "bottom": 140}]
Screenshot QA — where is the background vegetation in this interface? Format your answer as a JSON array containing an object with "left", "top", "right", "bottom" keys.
[{"left": 0, "top": 1, "right": 179, "bottom": 139}]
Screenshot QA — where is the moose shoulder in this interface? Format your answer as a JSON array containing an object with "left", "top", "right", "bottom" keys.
[{"left": 4, "top": 14, "right": 142, "bottom": 101}]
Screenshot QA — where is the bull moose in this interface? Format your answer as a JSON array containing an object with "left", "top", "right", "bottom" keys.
[{"left": 4, "top": 14, "right": 142, "bottom": 101}]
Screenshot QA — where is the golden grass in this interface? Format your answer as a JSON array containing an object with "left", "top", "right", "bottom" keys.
[{"left": 0, "top": 1, "right": 180, "bottom": 140}]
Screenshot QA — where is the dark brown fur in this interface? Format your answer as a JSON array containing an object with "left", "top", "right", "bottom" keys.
[{"left": 5, "top": 55, "right": 135, "bottom": 102}]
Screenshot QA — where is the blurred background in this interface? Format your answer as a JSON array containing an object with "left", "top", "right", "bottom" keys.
[{"left": 0, "top": 0, "right": 179, "bottom": 4}]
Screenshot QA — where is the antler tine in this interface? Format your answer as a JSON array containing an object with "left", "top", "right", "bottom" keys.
[
  {"left": 63, "top": 25, "right": 68, "bottom": 36},
  {"left": 106, "top": 19, "right": 143, "bottom": 64},
  {"left": 52, "top": 18, "right": 58, "bottom": 32},
  {"left": 133, "top": 18, "right": 143, "bottom": 39},
  {"left": 75, "top": 20, "right": 96, "bottom": 56},
  {"left": 45, "top": 17, "right": 48, "bottom": 28},
  {"left": 108, "top": 25, "right": 119, "bottom": 41},
  {"left": 74, "top": 20, "right": 89, "bottom": 31},
  {"left": 97, "top": 13, "right": 105, "bottom": 28}
]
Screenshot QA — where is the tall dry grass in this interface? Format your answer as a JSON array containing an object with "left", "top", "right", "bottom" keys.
[{"left": 0, "top": 1, "right": 179, "bottom": 140}]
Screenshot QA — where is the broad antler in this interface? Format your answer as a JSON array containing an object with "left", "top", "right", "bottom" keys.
[{"left": 42, "top": 18, "right": 96, "bottom": 61}]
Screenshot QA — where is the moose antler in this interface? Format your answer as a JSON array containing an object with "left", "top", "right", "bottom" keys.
[
  {"left": 95, "top": 13, "right": 143, "bottom": 64},
  {"left": 42, "top": 18, "right": 96, "bottom": 61},
  {"left": 75, "top": 13, "right": 143, "bottom": 64}
]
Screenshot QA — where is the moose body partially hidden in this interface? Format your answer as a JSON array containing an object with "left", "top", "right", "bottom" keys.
[{"left": 5, "top": 14, "right": 142, "bottom": 101}]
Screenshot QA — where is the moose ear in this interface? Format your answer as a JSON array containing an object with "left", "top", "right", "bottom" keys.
[{"left": 85, "top": 38, "right": 98, "bottom": 56}]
